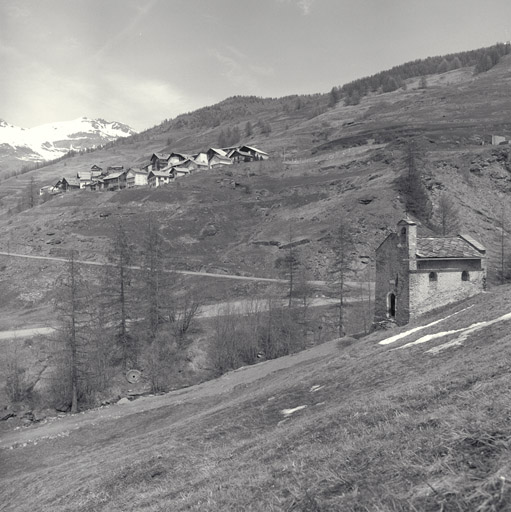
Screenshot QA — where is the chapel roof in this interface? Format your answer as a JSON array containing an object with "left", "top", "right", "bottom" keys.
[{"left": 416, "top": 235, "right": 485, "bottom": 259}]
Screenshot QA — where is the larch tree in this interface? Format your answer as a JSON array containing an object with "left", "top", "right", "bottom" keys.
[
  {"left": 436, "top": 193, "right": 460, "bottom": 235},
  {"left": 400, "top": 139, "right": 432, "bottom": 221},
  {"left": 141, "top": 220, "right": 167, "bottom": 341},
  {"left": 275, "top": 229, "right": 301, "bottom": 307},
  {"left": 105, "top": 222, "right": 135, "bottom": 369},
  {"left": 53, "top": 251, "right": 94, "bottom": 413},
  {"left": 329, "top": 221, "right": 355, "bottom": 338}
]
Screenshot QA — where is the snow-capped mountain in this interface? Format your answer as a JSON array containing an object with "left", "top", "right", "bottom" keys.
[{"left": 0, "top": 117, "right": 137, "bottom": 167}]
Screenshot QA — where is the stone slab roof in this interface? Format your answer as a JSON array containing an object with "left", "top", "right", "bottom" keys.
[{"left": 416, "top": 236, "right": 484, "bottom": 259}]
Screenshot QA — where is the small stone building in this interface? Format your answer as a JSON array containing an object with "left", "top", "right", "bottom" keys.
[{"left": 374, "top": 219, "right": 486, "bottom": 326}]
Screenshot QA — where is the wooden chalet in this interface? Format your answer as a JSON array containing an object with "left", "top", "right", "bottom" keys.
[
  {"left": 192, "top": 152, "right": 208, "bottom": 167},
  {"left": 148, "top": 169, "right": 174, "bottom": 187},
  {"left": 150, "top": 153, "right": 171, "bottom": 171},
  {"left": 207, "top": 148, "right": 233, "bottom": 168},
  {"left": 90, "top": 164, "right": 103, "bottom": 177},
  {"left": 126, "top": 168, "right": 148, "bottom": 188},
  {"left": 227, "top": 148, "right": 254, "bottom": 163},
  {"left": 169, "top": 152, "right": 190, "bottom": 166},
  {"left": 103, "top": 171, "right": 127, "bottom": 191},
  {"left": 55, "top": 177, "right": 81, "bottom": 192},
  {"left": 238, "top": 145, "right": 269, "bottom": 161}
]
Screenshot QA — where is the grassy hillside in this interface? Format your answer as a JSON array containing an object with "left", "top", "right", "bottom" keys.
[
  {"left": 0, "top": 55, "right": 510, "bottom": 325},
  {"left": 1, "top": 47, "right": 511, "bottom": 510},
  {"left": 2, "top": 286, "right": 511, "bottom": 511}
]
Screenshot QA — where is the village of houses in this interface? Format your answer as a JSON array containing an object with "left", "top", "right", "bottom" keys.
[{"left": 40, "top": 144, "right": 269, "bottom": 195}]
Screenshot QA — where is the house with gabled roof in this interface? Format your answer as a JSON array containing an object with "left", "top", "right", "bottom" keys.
[
  {"left": 175, "top": 158, "right": 197, "bottom": 172},
  {"left": 150, "top": 153, "right": 171, "bottom": 171},
  {"left": 90, "top": 165, "right": 103, "bottom": 178},
  {"left": 207, "top": 148, "right": 233, "bottom": 168},
  {"left": 192, "top": 152, "right": 209, "bottom": 168},
  {"left": 173, "top": 166, "right": 191, "bottom": 178},
  {"left": 55, "top": 177, "right": 81, "bottom": 192},
  {"left": 169, "top": 152, "right": 191, "bottom": 166},
  {"left": 102, "top": 171, "right": 127, "bottom": 191},
  {"left": 374, "top": 218, "right": 487, "bottom": 326},
  {"left": 126, "top": 168, "right": 148, "bottom": 188},
  {"left": 238, "top": 145, "right": 269, "bottom": 161},
  {"left": 148, "top": 169, "right": 174, "bottom": 187},
  {"left": 227, "top": 148, "right": 254, "bottom": 163}
]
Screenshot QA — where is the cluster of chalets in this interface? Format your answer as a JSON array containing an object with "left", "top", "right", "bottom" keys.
[{"left": 40, "top": 145, "right": 269, "bottom": 195}]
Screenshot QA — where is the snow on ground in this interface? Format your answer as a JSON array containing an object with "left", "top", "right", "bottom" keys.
[
  {"left": 379, "top": 308, "right": 511, "bottom": 353},
  {"left": 0, "top": 327, "right": 54, "bottom": 340},
  {"left": 0, "top": 117, "right": 135, "bottom": 160},
  {"left": 281, "top": 405, "right": 307, "bottom": 417},
  {"left": 378, "top": 306, "right": 473, "bottom": 346},
  {"left": 425, "top": 311, "right": 511, "bottom": 354}
]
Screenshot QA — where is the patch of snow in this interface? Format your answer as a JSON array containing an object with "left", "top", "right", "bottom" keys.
[
  {"left": 379, "top": 306, "right": 473, "bottom": 345},
  {"left": 281, "top": 405, "right": 307, "bottom": 417},
  {"left": 426, "top": 338, "right": 465, "bottom": 354},
  {"left": 395, "top": 327, "right": 471, "bottom": 350},
  {"left": 388, "top": 310, "right": 511, "bottom": 353},
  {"left": 425, "top": 311, "right": 511, "bottom": 354},
  {"left": 309, "top": 385, "right": 324, "bottom": 393}
]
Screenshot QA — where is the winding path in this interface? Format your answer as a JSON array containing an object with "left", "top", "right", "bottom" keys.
[{"left": 0, "top": 250, "right": 329, "bottom": 285}]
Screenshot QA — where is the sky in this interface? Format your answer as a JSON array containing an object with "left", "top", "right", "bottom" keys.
[{"left": 1, "top": 0, "right": 511, "bottom": 132}]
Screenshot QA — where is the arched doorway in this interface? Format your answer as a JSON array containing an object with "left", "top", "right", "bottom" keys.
[{"left": 387, "top": 292, "right": 396, "bottom": 319}]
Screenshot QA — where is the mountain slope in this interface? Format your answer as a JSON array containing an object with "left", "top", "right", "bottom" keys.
[
  {"left": 2, "top": 286, "right": 511, "bottom": 511},
  {"left": 0, "top": 56, "right": 510, "bottom": 324}
]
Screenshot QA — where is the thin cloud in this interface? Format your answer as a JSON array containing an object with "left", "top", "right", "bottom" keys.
[
  {"left": 298, "top": 0, "right": 315, "bottom": 15},
  {"left": 89, "top": 0, "right": 158, "bottom": 63},
  {"left": 209, "top": 47, "right": 274, "bottom": 93},
  {"left": 94, "top": 74, "right": 196, "bottom": 130},
  {"left": 277, "top": 0, "right": 316, "bottom": 15}
]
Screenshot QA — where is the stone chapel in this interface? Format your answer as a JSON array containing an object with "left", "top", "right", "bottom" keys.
[{"left": 374, "top": 218, "right": 487, "bottom": 326}]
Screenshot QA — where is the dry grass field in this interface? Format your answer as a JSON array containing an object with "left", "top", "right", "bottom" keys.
[{"left": 1, "top": 286, "right": 511, "bottom": 511}]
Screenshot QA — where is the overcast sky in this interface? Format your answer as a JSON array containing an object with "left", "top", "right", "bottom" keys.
[{"left": 1, "top": 0, "right": 511, "bottom": 131}]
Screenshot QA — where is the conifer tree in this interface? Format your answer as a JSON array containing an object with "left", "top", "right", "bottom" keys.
[
  {"left": 53, "top": 251, "right": 94, "bottom": 413},
  {"left": 436, "top": 193, "right": 460, "bottom": 235},
  {"left": 400, "top": 140, "right": 432, "bottom": 221},
  {"left": 104, "top": 222, "right": 135, "bottom": 368},
  {"left": 329, "top": 221, "right": 354, "bottom": 338}
]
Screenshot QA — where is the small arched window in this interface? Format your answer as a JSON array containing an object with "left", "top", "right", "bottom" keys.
[
  {"left": 462, "top": 271, "right": 470, "bottom": 281},
  {"left": 400, "top": 227, "right": 407, "bottom": 242},
  {"left": 429, "top": 272, "right": 438, "bottom": 282},
  {"left": 395, "top": 275, "right": 399, "bottom": 287}
]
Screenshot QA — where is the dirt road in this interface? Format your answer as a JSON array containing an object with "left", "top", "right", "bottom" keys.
[{"left": 0, "top": 250, "right": 370, "bottom": 289}]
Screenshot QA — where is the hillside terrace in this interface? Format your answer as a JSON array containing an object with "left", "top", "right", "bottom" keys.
[{"left": 40, "top": 144, "right": 269, "bottom": 194}]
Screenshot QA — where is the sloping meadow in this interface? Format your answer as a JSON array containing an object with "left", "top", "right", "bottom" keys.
[{"left": 2, "top": 286, "right": 511, "bottom": 511}]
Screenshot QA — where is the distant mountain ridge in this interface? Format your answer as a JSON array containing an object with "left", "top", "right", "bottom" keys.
[{"left": 0, "top": 117, "right": 136, "bottom": 170}]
